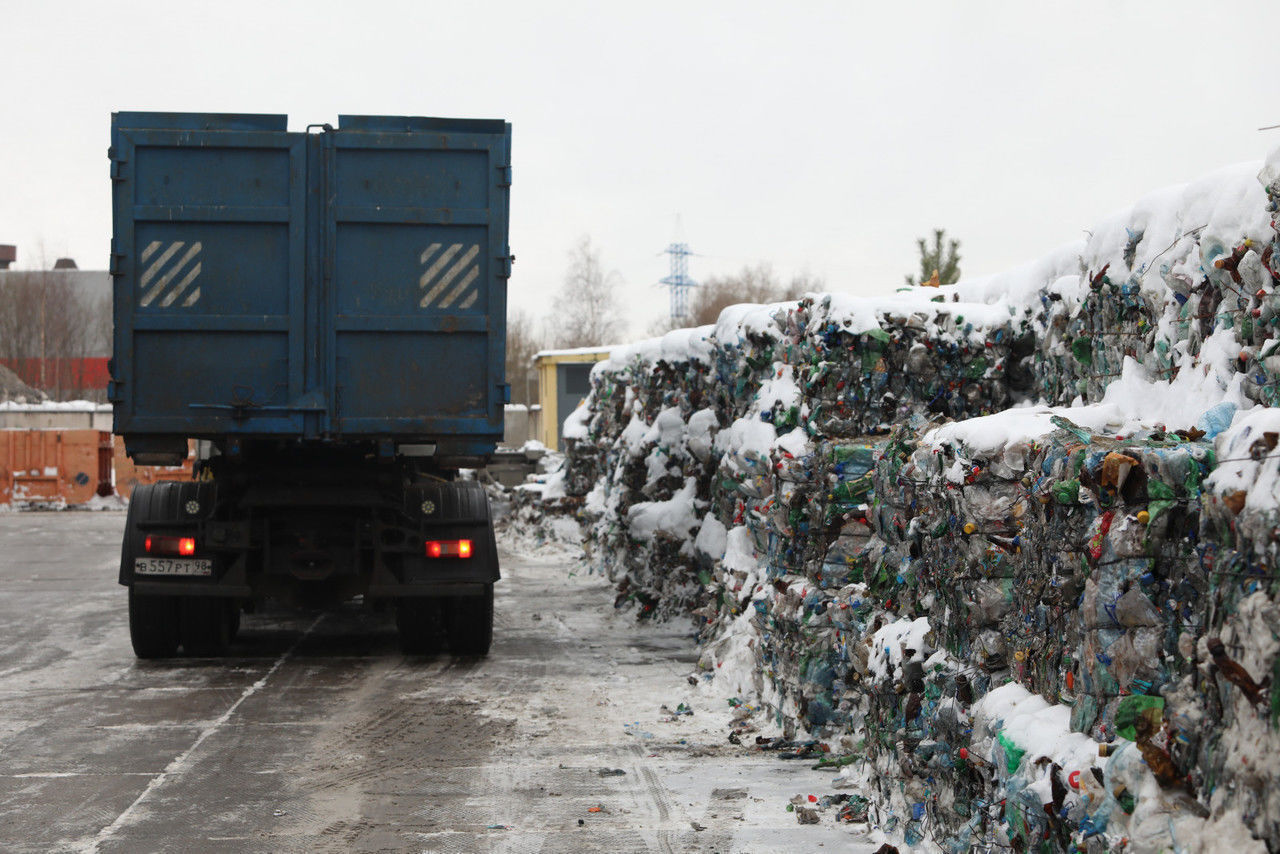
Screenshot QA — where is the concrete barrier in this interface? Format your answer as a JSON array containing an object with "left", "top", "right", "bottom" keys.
[
  {"left": 0, "top": 404, "right": 112, "bottom": 431},
  {"left": 502, "top": 404, "right": 531, "bottom": 448}
]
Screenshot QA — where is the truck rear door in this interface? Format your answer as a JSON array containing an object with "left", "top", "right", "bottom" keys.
[
  {"left": 324, "top": 116, "right": 511, "bottom": 441},
  {"left": 111, "top": 113, "right": 511, "bottom": 450},
  {"left": 110, "top": 113, "right": 308, "bottom": 437}
]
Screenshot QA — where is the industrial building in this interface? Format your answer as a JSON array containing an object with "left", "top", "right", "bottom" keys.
[{"left": 533, "top": 347, "right": 613, "bottom": 450}]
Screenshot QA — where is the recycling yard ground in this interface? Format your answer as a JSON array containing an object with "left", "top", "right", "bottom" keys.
[{"left": 0, "top": 510, "right": 882, "bottom": 854}]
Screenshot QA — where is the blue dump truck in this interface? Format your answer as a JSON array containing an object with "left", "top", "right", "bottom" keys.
[{"left": 108, "top": 112, "right": 512, "bottom": 658}]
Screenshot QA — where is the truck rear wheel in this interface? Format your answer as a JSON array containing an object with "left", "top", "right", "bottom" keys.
[
  {"left": 397, "top": 598, "right": 444, "bottom": 655},
  {"left": 179, "top": 598, "right": 233, "bottom": 656},
  {"left": 446, "top": 585, "right": 493, "bottom": 656},
  {"left": 129, "top": 588, "right": 180, "bottom": 658},
  {"left": 123, "top": 486, "right": 183, "bottom": 659},
  {"left": 122, "top": 482, "right": 231, "bottom": 657}
]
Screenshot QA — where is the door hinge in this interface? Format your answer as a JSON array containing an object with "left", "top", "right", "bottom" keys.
[
  {"left": 497, "top": 250, "right": 514, "bottom": 279},
  {"left": 109, "top": 149, "right": 127, "bottom": 183},
  {"left": 497, "top": 164, "right": 512, "bottom": 188},
  {"left": 109, "top": 240, "right": 125, "bottom": 278}
]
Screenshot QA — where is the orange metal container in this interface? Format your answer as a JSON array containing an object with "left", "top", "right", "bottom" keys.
[
  {"left": 111, "top": 437, "right": 196, "bottom": 500},
  {"left": 0, "top": 429, "right": 113, "bottom": 506}
]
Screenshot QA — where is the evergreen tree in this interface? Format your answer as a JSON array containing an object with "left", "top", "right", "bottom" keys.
[{"left": 905, "top": 229, "right": 961, "bottom": 287}]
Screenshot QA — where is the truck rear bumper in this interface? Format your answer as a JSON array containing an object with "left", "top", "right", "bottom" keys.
[
  {"left": 368, "top": 581, "right": 489, "bottom": 598},
  {"left": 119, "top": 472, "right": 500, "bottom": 605},
  {"left": 129, "top": 572, "right": 492, "bottom": 600},
  {"left": 132, "top": 580, "right": 253, "bottom": 598}
]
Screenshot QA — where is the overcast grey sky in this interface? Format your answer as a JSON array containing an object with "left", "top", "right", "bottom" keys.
[{"left": 2, "top": 0, "right": 1278, "bottom": 338}]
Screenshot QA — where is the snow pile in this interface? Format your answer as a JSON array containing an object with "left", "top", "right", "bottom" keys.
[
  {"left": 0, "top": 399, "right": 106, "bottom": 411},
  {"left": 866, "top": 616, "right": 933, "bottom": 683},
  {"left": 548, "top": 145, "right": 1280, "bottom": 849},
  {"left": 0, "top": 364, "right": 46, "bottom": 403},
  {"left": 496, "top": 452, "right": 586, "bottom": 553}
]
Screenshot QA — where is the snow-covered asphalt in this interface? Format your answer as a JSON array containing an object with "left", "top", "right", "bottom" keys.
[{"left": 0, "top": 511, "right": 880, "bottom": 853}]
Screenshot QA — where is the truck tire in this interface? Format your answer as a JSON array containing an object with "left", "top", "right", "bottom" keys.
[
  {"left": 180, "top": 598, "right": 232, "bottom": 656},
  {"left": 123, "top": 483, "right": 182, "bottom": 658},
  {"left": 128, "top": 588, "right": 180, "bottom": 658},
  {"left": 397, "top": 598, "right": 444, "bottom": 655},
  {"left": 446, "top": 584, "right": 493, "bottom": 656}
]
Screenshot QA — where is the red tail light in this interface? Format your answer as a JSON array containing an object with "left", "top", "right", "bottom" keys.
[
  {"left": 425, "top": 539, "right": 473, "bottom": 559},
  {"left": 145, "top": 535, "right": 198, "bottom": 556}
]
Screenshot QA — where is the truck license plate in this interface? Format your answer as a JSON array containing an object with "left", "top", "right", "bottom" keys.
[{"left": 134, "top": 558, "right": 213, "bottom": 577}]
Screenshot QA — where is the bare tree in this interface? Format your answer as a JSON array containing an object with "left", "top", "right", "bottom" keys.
[
  {"left": 547, "top": 236, "right": 624, "bottom": 348},
  {"left": 505, "top": 308, "right": 543, "bottom": 407},
  {"left": 0, "top": 271, "right": 53, "bottom": 388},
  {"left": 0, "top": 267, "right": 108, "bottom": 400},
  {"left": 0, "top": 271, "right": 39, "bottom": 367},
  {"left": 648, "top": 262, "right": 824, "bottom": 334}
]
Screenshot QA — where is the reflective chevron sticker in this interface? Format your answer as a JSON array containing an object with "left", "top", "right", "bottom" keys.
[
  {"left": 419, "top": 243, "right": 480, "bottom": 309},
  {"left": 139, "top": 240, "right": 202, "bottom": 308}
]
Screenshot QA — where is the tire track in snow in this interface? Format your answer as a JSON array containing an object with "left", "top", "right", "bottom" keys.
[
  {"left": 634, "top": 753, "right": 678, "bottom": 854},
  {"left": 76, "top": 613, "right": 325, "bottom": 853}
]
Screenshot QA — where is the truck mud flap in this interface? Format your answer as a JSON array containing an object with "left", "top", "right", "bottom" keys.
[
  {"left": 118, "top": 480, "right": 219, "bottom": 586},
  {"left": 369, "top": 481, "right": 499, "bottom": 596}
]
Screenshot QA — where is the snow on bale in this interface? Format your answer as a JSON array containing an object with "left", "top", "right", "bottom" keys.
[
  {"left": 570, "top": 325, "right": 719, "bottom": 617},
  {"left": 554, "top": 144, "right": 1280, "bottom": 850}
]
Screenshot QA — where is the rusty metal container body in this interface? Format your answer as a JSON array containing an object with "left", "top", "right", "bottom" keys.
[{"left": 0, "top": 429, "right": 112, "bottom": 506}]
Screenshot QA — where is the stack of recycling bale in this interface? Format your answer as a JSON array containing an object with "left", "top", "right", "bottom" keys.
[
  {"left": 1028, "top": 159, "right": 1280, "bottom": 415},
  {"left": 827, "top": 161, "right": 1280, "bottom": 848},
  {"left": 1029, "top": 267, "right": 1164, "bottom": 406},
  {"left": 728, "top": 295, "right": 1024, "bottom": 739},
  {"left": 556, "top": 146, "right": 1280, "bottom": 850},
  {"left": 854, "top": 412, "right": 1228, "bottom": 850},
  {"left": 796, "top": 292, "right": 1029, "bottom": 433},
  {"left": 569, "top": 328, "right": 722, "bottom": 618},
  {"left": 819, "top": 158, "right": 1280, "bottom": 849},
  {"left": 572, "top": 295, "right": 1023, "bottom": 740},
  {"left": 1233, "top": 160, "right": 1280, "bottom": 408}
]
